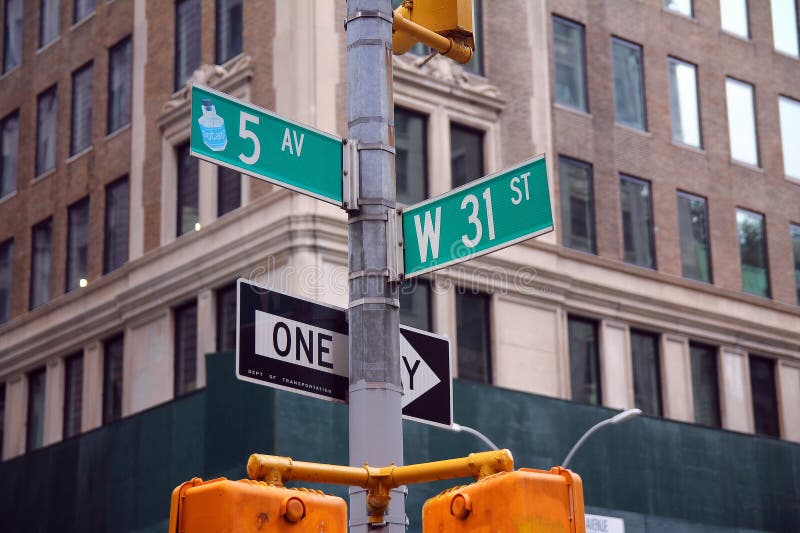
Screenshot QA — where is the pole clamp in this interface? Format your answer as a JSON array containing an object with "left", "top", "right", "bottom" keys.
[
  {"left": 349, "top": 297, "right": 400, "bottom": 309},
  {"left": 358, "top": 142, "right": 396, "bottom": 155},
  {"left": 344, "top": 10, "right": 393, "bottom": 30},
  {"left": 342, "top": 139, "right": 360, "bottom": 211},
  {"left": 387, "top": 209, "right": 405, "bottom": 281}
]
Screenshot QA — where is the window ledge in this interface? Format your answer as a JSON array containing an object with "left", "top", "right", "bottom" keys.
[
  {"left": 66, "top": 146, "right": 93, "bottom": 164},
  {"left": 70, "top": 11, "right": 96, "bottom": 32},
  {"left": 31, "top": 169, "right": 56, "bottom": 184},
  {"left": 730, "top": 159, "right": 763, "bottom": 173},
  {"left": 0, "top": 64, "right": 20, "bottom": 81},
  {"left": 785, "top": 175, "right": 800, "bottom": 186},
  {"left": 615, "top": 122, "right": 651, "bottom": 137},
  {"left": 719, "top": 29, "right": 751, "bottom": 43},
  {"left": 671, "top": 140, "right": 705, "bottom": 154},
  {"left": 36, "top": 37, "right": 62, "bottom": 55},
  {"left": 553, "top": 103, "right": 592, "bottom": 119},
  {"left": 105, "top": 122, "right": 132, "bottom": 142},
  {"left": 0, "top": 190, "right": 17, "bottom": 206},
  {"left": 774, "top": 49, "right": 800, "bottom": 61},
  {"left": 661, "top": 8, "right": 696, "bottom": 22}
]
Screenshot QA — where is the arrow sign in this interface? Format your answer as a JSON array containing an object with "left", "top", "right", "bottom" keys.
[
  {"left": 401, "top": 154, "right": 553, "bottom": 278},
  {"left": 236, "top": 279, "right": 453, "bottom": 427},
  {"left": 191, "top": 85, "right": 343, "bottom": 205}
]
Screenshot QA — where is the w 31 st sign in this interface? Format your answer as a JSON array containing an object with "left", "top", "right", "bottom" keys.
[{"left": 401, "top": 155, "right": 553, "bottom": 277}]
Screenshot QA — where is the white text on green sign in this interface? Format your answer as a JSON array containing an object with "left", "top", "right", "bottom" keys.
[
  {"left": 191, "top": 85, "right": 343, "bottom": 205},
  {"left": 401, "top": 155, "right": 553, "bottom": 277}
]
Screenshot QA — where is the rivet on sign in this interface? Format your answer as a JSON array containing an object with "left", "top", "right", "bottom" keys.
[
  {"left": 450, "top": 493, "right": 472, "bottom": 520},
  {"left": 282, "top": 497, "right": 306, "bottom": 523}
]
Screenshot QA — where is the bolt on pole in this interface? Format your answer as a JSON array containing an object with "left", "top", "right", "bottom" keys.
[{"left": 346, "top": 1, "right": 405, "bottom": 532}]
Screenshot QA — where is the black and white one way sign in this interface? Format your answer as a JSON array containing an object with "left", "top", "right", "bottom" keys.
[{"left": 236, "top": 279, "right": 452, "bottom": 427}]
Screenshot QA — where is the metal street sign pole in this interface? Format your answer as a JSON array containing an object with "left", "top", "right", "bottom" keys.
[{"left": 346, "top": 1, "right": 405, "bottom": 532}]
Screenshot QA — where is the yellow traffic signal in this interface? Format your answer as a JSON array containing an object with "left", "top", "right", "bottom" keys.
[{"left": 392, "top": 0, "right": 475, "bottom": 64}]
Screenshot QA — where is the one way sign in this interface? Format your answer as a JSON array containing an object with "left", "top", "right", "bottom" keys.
[{"left": 236, "top": 279, "right": 452, "bottom": 427}]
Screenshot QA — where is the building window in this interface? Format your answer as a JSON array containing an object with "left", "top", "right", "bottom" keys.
[
  {"left": 215, "top": 284, "right": 237, "bottom": 352},
  {"left": 463, "top": 0, "right": 483, "bottom": 75},
  {"left": 749, "top": 355, "right": 779, "bottom": 437},
  {"left": 104, "top": 176, "right": 129, "bottom": 274},
  {"left": 1, "top": 111, "right": 19, "bottom": 198},
  {"left": 721, "top": 0, "right": 749, "bottom": 38},
  {"left": 725, "top": 78, "right": 759, "bottom": 166},
  {"left": 66, "top": 197, "right": 89, "bottom": 292},
  {"left": 73, "top": 0, "right": 94, "bottom": 23},
  {"left": 102, "top": 334, "right": 123, "bottom": 425},
  {"left": 567, "top": 316, "right": 601, "bottom": 406},
  {"left": 26, "top": 367, "right": 46, "bottom": 451},
  {"left": 456, "top": 291, "right": 492, "bottom": 383},
  {"left": 620, "top": 175, "right": 655, "bottom": 269},
  {"left": 677, "top": 192, "right": 711, "bottom": 283},
  {"left": 177, "top": 142, "right": 199, "bottom": 236},
  {"left": 30, "top": 217, "right": 53, "bottom": 309},
  {"left": 174, "top": 301, "right": 198, "bottom": 396},
  {"left": 771, "top": 0, "right": 799, "bottom": 57},
  {"left": 39, "top": 0, "right": 59, "bottom": 48},
  {"left": 215, "top": 0, "right": 242, "bottom": 64},
  {"left": 559, "top": 157, "right": 595, "bottom": 253},
  {"left": 631, "top": 329, "right": 662, "bottom": 417},
  {"left": 552, "top": 16, "right": 587, "bottom": 112},
  {"left": 69, "top": 62, "right": 94, "bottom": 155},
  {"left": 3, "top": 0, "right": 22, "bottom": 73},
  {"left": 399, "top": 279, "right": 432, "bottom": 332},
  {"left": 36, "top": 86, "right": 58, "bottom": 176},
  {"left": 63, "top": 352, "right": 83, "bottom": 439},
  {"left": 665, "top": 0, "right": 692, "bottom": 16},
  {"left": 791, "top": 224, "right": 800, "bottom": 305},
  {"left": 612, "top": 37, "right": 646, "bottom": 130},
  {"left": 690, "top": 342, "right": 720, "bottom": 427},
  {"left": 778, "top": 96, "right": 800, "bottom": 180},
  {"left": 108, "top": 36, "right": 132, "bottom": 134},
  {"left": 175, "top": 0, "right": 201, "bottom": 91},
  {"left": 0, "top": 381, "right": 5, "bottom": 457},
  {"left": 395, "top": 107, "right": 428, "bottom": 206},
  {"left": 0, "top": 239, "right": 11, "bottom": 324},
  {"left": 450, "top": 123, "right": 484, "bottom": 188},
  {"left": 736, "top": 208, "right": 770, "bottom": 298},
  {"left": 217, "top": 167, "right": 241, "bottom": 217},
  {"left": 668, "top": 58, "right": 701, "bottom": 148}
]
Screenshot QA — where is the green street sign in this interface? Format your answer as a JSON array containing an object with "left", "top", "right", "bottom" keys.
[
  {"left": 401, "top": 155, "right": 553, "bottom": 277},
  {"left": 191, "top": 85, "right": 343, "bottom": 205}
]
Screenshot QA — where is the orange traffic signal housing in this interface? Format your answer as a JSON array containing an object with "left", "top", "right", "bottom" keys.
[
  {"left": 422, "top": 467, "right": 586, "bottom": 533},
  {"left": 169, "top": 477, "right": 347, "bottom": 533}
]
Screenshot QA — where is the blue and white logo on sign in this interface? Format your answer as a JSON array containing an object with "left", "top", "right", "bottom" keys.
[{"left": 197, "top": 98, "right": 228, "bottom": 151}]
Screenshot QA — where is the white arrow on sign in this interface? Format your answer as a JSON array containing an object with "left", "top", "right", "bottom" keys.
[{"left": 400, "top": 331, "right": 441, "bottom": 407}]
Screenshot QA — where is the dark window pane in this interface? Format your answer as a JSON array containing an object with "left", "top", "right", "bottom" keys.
[
  {"left": 559, "top": 157, "right": 595, "bottom": 253},
  {"left": 612, "top": 38, "right": 646, "bottom": 130},
  {"left": 73, "top": 0, "right": 94, "bottom": 23},
  {"left": 399, "top": 279, "right": 432, "bottom": 332},
  {"left": 620, "top": 175, "right": 655, "bottom": 268},
  {"left": 175, "top": 301, "right": 198, "bottom": 396},
  {"left": 456, "top": 291, "right": 491, "bottom": 383},
  {"left": 1, "top": 111, "right": 19, "bottom": 198},
  {"left": 26, "top": 367, "right": 46, "bottom": 451},
  {"left": 36, "top": 86, "right": 58, "bottom": 176},
  {"left": 217, "top": 166, "right": 241, "bottom": 217},
  {"left": 216, "top": 0, "right": 243, "bottom": 64},
  {"left": 631, "top": 329, "right": 661, "bottom": 416},
  {"left": 102, "top": 334, "right": 124, "bottom": 424},
  {"left": 30, "top": 218, "right": 53, "bottom": 309},
  {"left": 750, "top": 355, "right": 779, "bottom": 437},
  {"left": 108, "top": 37, "right": 132, "bottom": 133},
  {"left": 737, "top": 209, "right": 770, "bottom": 297},
  {"left": 395, "top": 107, "right": 428, "bottom": 205},
  {"left": 0, "top": 382, "right": 5, "bottom": 457},
  {"left": 690, "top": 342, "right": 720, "bottom": 427},
  {"left": 175, "top": 0, "right": 201, "bottom": 91},
  {"left": 568, "top": 316, "right": 601, "bottom": 405},
  {"left": 3, "top": 0, "right": 22, "bottom": 72},
  {"left": 792, "top": 224, "right": 800, "bottom": 305},
  {"left": 63, "top": 352, "right": 83, "bottom": 439},
  {"left": 66, "top": 197, "right": 90, "bottom": 292},
  {"left": 451, "top": 124, "right": 484, "bottom": 188},
  {"left": 216, "top": 284, "right": 237, "bottom": 352},
  {"left": 177, "top": 142, "right": 199, "bottom": 236},
  {"left": 104, "top": 176, "right": 129, "bottom": 273},
  {"left": 40, "top": 0, "right": 59, "bottom": 47},
  {"left": 553, "top": 17, "right": 587, "bottom": 111},
  {"left": 0, "top": 239, "right": 12, "bottom": 324},
  {"left": 677, "top": 192, "right": 711, "bottom": 282},
  {"left": 462, "top": 0, "right": 483, "bottom": 75}
]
